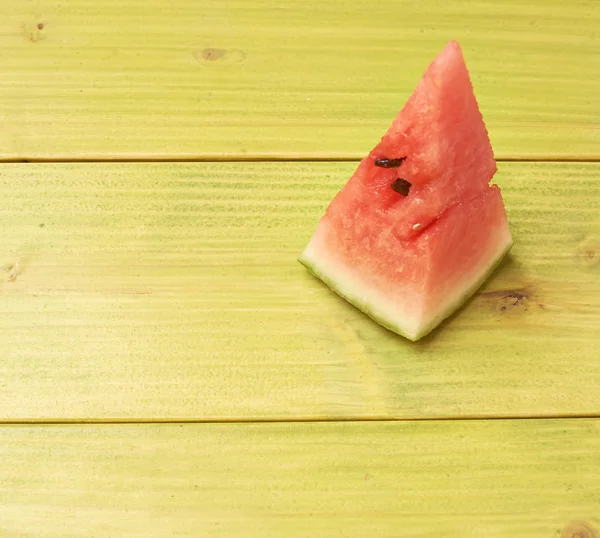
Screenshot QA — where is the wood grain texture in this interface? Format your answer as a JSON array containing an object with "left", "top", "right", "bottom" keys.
[
  {"left": 1, "top": 161, "right": 599, "bottom": 421},
  {"left": 0, "top": 420, "right": 598, "bottom": 537},
  {"left": 1, "top": 0, "right": 599, "bottom": 160}
]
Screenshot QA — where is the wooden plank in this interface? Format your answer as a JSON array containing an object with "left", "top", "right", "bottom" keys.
[
  {"left": 1, "top": 0, "right": 599, "bottom": 160},
  {"left": 0, "top": 419, "right": 598, "bottom": 537},
  {"left": 0, "top": 162, "right": 599, "bottom": 421}
]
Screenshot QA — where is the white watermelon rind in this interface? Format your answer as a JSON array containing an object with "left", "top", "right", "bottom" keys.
[{"left": 299, "top": 231, "right": 513, "bottom": 342}]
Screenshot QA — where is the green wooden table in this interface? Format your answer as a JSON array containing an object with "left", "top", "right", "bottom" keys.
[{"left": 1, "top": 1, "right": 599, "bottom": 536}]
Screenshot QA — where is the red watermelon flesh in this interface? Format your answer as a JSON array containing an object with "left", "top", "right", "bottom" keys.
[
  {"left": 299, "top": 41, "right": 512, "bottom": 341},
  {"left": 344, "top": 40, "right": 497, "bottom": 240}
]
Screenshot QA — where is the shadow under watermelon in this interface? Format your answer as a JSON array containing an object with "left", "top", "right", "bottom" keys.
[{"left": 303, "top": 252, "right": 533, "bottom": 349}]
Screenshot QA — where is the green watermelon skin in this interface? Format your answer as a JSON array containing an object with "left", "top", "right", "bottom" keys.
[
  {"left": 299, "top": 41, "right": 513, "bottom": 341},
  {"left": 300, "top": 185, "right": 512, "bottom": 341}
]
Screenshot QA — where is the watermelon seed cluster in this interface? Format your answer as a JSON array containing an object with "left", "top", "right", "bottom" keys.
[{"left": 374, "top": 156, "right": 412, "bottom": 196}]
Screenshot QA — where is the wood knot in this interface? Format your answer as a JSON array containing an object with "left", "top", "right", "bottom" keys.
[
  {"left": 562, "top": 522, "right": 598, "bottom": 538},
  {"left": 200, "top": 47, "right": 225, "bottom": 61},
  {"left": 191, "top": 47, "right": 246, "bottom": 66},
  {"left": 479, "top": 286, "right": 538, "bottom": 314},
  {"left": 21, "top": 21, "right": 45, "bottom": 43},
  {"left": 575, "top": 237, "right": 600, "bottom": 268},
  {"left": 4, "top": 262, "right": 21, "bottom": 282}
]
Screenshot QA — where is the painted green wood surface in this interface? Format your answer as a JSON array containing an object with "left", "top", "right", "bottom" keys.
[
  {"left": 1, "top": 161, "right": 598, "bottom": 421},
  {"left": 2, "top": 1, "right": 598, "bottom": 533},
  {"left": 1, "top": 0, "right": 599, "bottom": 160},
  {"left": 0, "top": 420, "right": 598, "bottom": 537}
]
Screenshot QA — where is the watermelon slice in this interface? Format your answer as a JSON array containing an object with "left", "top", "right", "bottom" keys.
[{"left": 299, "top": 41, "right": 513, "bottom": 341}]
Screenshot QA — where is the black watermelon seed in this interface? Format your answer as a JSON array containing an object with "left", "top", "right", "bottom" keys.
[
  {"left": 374, "top": 157, "right": 406, "bottom": 168},
  {"left": 391, "top": 178, "right": 412, "bottom": 196}
]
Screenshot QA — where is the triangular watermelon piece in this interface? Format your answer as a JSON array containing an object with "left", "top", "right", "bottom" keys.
[{"left": 299, "top": 41, "right": 512, "bottom": 341}]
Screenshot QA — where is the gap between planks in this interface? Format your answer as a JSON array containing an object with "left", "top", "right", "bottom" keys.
[
  {"left": 1, "top": 155, "right": 600, "bottom": 164},
  {"left": 2, "top": 413, "right": 600, "bottom": 426}
]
